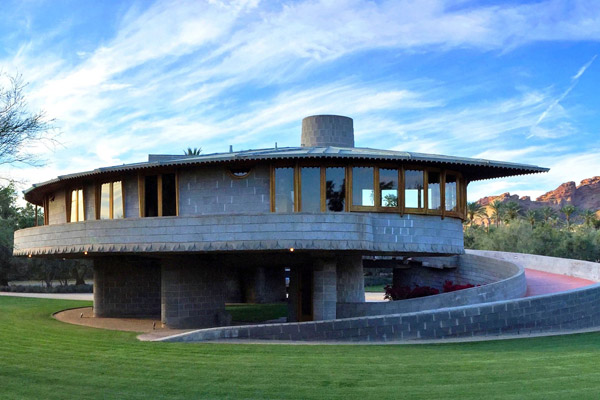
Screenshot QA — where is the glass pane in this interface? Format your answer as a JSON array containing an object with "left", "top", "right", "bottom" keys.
[
  {"left": 275, "top": 168, "right": 295, "bottom": 213},
  {"left": 352, "top": 167, "right": 374, "bottom": 207},
  {"left": 100, "top": 183, "right": 111, "bottom": 220},
  {"left": 405, "top": 170, "right": 424, "bottom": 208},
  {"left": 162, "top": 173, "right": 177, "bottom": 216},
  {"left": 445, "top": 174, "right": 457, "bottom": 212},
  {"left": 144, "top": 175, "right": 158, "bottom": 217},
  {"left": 113, "top": 181, "right": 124, "bottom": 218},
  {"left": 70, "top": 190, "right": 77, "bottom": 222},
  {"left": 77, "top": 189, "right": 84, "bottom": 221},
  {"left": 379, "top": 168, "right": 398, "bottom": 208},
  {"left": 428, "top": 172, "right": 441, "bottom": 211},
  {"left": 325, "top": 167, "right": 345, "bottom": 212},
  {"left": 300, "top": 168, "right": 320, "bottom": 212}
]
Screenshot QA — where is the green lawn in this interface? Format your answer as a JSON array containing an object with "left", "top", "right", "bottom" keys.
[
  {"left": 227, "top": 303, "right": 288, "bottom": 322},
  {"left": 2, "top": 296, "right": 600, "bottom": 399},
  {"left": 364, "top": 284, "right": 386, "bottom": 292}
]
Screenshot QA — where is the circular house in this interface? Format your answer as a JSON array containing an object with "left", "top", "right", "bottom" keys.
[{"left": 13, "top": 115, "right": 547, "bottom": 328}]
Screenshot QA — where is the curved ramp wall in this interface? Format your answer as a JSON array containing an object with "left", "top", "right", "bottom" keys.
[
  {"left": 13, "top": 213, "right": 463, "bottom": 256},
  {"left": 160, "top": 252, "right": 600, "bottom": 343},
  {"left": 337, "top": 253, "right": 527, "bottom": 318}
]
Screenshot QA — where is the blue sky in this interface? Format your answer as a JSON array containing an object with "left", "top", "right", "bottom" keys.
[{"left": 1, "top": 0, "right": 599, "bottom": 201}]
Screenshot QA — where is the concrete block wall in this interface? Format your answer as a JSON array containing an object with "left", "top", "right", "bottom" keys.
[
  {"left": 93, "top": 256, "right": 161, "bottom": 318},
  {"left": 48, "top": 190, "right": 66, "bottom": 225},
  {"left": 337, "top": 253, "right": 526, "bottom": 318},
  {"left": 336, "top": 255, "right": 365, "bottom": 303},
  {"left": 84, "top": 183, "right": 95, "bottom": 221},
  {"left": 161, "top": 257, "right": 229, "bottom": 329},
  {"left": 123, "top": 175, "right": 139, "bottom": 218},
  {"left": 178, "top": 165, "right": 270, "bottom": 216},
  {"left": 313, "top": 259, "right": 337, "bottom": 320}
]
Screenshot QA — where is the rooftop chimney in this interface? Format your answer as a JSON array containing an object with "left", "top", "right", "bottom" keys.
[{"left": 301, "top": 115, "right": 354, "bottom": 148}]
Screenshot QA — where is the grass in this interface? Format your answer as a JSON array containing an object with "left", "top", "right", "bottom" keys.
[
  {"left": 364, "top": 284, "right": 386, "bottom": 292},
  {"left": 226, "top": 302, "right": 288, "bottom": 322},
  {"left": 2, "top": 296, "right": 600, "bottom": 399}
]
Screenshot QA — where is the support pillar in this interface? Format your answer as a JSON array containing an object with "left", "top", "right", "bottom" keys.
[
  {"left": 313, "top": 258, "right": 337, "bottom": 321},
  {"left": 336, "top": 255, "right": 365, "bottom": 303},
  {"left": 93, "top": 256, "right": 161, "bottom": 318},
  {"left": 161, "top": 256, "right": 230, "bottom": 329}
]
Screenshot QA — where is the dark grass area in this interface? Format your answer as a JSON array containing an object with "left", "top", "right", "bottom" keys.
[
  {"left": 226, "top": 302, "right": 287, "bottom": 322},
  {"left": 2, "top": 296, "right": 600, "bottom": 399},
  {"left": 364, "top": 285, "right": 386, "bottom": 292}
]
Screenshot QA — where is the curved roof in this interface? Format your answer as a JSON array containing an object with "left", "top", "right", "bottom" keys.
[{"left": 23, "top": 145, "right": 548, "bottom": 205}]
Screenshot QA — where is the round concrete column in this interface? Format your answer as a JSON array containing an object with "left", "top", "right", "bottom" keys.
[{"left": 301, "top": 115, "right": 354, "bottom": 148}]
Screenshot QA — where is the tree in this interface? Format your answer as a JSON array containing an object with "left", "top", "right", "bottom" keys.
[
  {"left": 504, "top": 201, "right": 521, "bottom": 223},
  {"left": 488, "top": 200, "right": 505, "bottom": 228},
  {"left": 183, "top": 147, "right": 202, "bottom": 156},
  {"left": 540, "top": 206, "right": 556, "bottom": 224},
  {"left": 466, "top": 202, "right": 486, "bottom": 226},
  {"left": 1, "top": 73, "right": 53, "bottom": 166},
  {"left": 524, "top": 209, "right": 538, "bottom": 227},
  {"left": 581, "top": 209, "right": 598, "bottom": 228},
  {"left": 560, "top": 204, "right": 576, "bottom": 230}
]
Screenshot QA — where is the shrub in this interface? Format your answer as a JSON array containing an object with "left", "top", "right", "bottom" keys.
[
  {"left": 384, "top": 284, "right": 439, "bottom": 301},
  {"left": 443, "top": 280, "right": 476, "bottom": 293}
]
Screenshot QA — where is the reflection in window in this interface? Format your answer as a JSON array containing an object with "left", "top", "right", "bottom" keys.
[
  {"left": 428, "top": 172, "right": 441, "bottom": 211},
  {"left": 325, "top": 167, "right": 345, "bottom": 212},
  {"left": 275, "top": 168, "right": 294, "bottom": 212},
  {"left": 100, "top": 181, "right": 124, "bottom": 219},
  {"left": 301, "top": 167, "right": 320, "bottom": 212},
  {"left": 379, "top": 169, "right": 398, "bottom": 207},
  {"left": 70, "top": 189, "right": 84, "bottom": 222},
  {"left": 445, "top": 174, "right": 457, "bottom": 212},
  {"left": 405, "top": 170, "right": 424, "bottom": 208},
  {"left": 352, "top": 167, "right": 374, "bottom": 207}
]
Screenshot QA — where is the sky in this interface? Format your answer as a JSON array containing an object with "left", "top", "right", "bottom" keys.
[{"left": 0, "top": 0, "right": 599, "bottom": 202}]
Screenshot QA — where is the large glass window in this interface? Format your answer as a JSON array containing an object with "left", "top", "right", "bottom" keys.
[
  {"left": 445, "top": 174, "right": 457, "bottom": 212},
  {"left": 379, "top": 168, "right": 398, "bottom": 208},
  {"left": 275, "top": 168, "right": 295, "bottom": 212},
  {"left": 143, "top": 173, "right": 176, "bottom": 217},
  {"left": 405, "top": 170, "right": 424, "bottom": 209},
  {"left": 100, "top": 181, "right": 124, "bottom": 219},
  {"left": 352, "top": 167, "right": 375, "bottom": 207},
  {"left": 325, "top": 167, "right": 345, "bottom": 212},
  {"left": 428, "top": 171, "right": 441, "bottom": 211},
  {"left": 69, "top": 189, "right": 84, "bottom": 222},
  {"left": 300, "top": 167, "right": 321, "bottom": 212}
]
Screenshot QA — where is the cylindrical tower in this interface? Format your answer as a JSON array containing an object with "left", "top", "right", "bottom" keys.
[{"left": 301, "top": 115, "right": 354, "bottom": 148}]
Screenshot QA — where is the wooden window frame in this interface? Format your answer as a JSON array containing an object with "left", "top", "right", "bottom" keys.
[
  {"left": 425, "top": 168, "right": 443, "bottom": 216},
  {"left": 138, "top": 170, "right": 179, "bottom": 218},
  {"left": 96, "top": 181, "right": 125, "bottom": 220}
]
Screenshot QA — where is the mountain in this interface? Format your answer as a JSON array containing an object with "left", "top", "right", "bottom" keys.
[{"left": 474, "top": 176, "right": 600, "bottom": 220}]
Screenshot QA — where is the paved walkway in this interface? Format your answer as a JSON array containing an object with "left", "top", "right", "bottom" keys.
[
  {"left": 0, "top": 292, "right": 93, "bottom": 301},
  {"left": 524, "top": 268, "right": 595, "bottom": 297}
]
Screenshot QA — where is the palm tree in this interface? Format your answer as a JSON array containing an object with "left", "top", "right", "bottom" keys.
[
  {"left": 488, "top": 200, "right": 505, "bottom": 228},
  {"left": 560, "top": 204, "right": 576, "bottom": 230},
  {"left": 540, "top": 206, "right": 556, "bottom": 224},
  {"left": 504, "top": 201, "right": 521, "bottom": 223},
  {"left": 466, "top": 202, "right": 486, "bottom": 226},
  {"left": 184, "top": 147, "right": 202, "bottom": 156},
  {"left": 524, "top": 209, "right": 538, "bottom": 227},
  {"left": 581, "top": 209, "right": 598, "bottom": 228}
]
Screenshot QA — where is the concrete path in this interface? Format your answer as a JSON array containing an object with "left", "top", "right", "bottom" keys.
[
  {"left": 0, "top": 292, "right": 93, "bottom": 301},
  {"left": 524, "top": 268, "right": 595, "bottom": 297}
]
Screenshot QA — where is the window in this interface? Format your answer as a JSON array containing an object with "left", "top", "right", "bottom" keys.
[
  {"left": 405, "top": 170, "right": 424, "bottom": 209},
  {"left": 427, "top": 171, "right": 441, "bottom": 212},
  {"left": 300, "top": 167, "right": 321, "bottom": 212},
  {"left": 141, "top": 173, "right": 178, "bottom": 217},
  {"left": 352, "top": 167, "right": 375, "bottom": 207},
  {"left": 99, "top": 181, "right": 124, "bottom": 219},
  {"left": 274, "top": 168, "right": 294, "bottom": 212},
  {"left": 325, "top": 167, "right": 345, "bottom": 212},
  {"left": 69, "top": 189, "right": 85, "bottom": 222},
  {"left": 379, "top": 168, "right": 399, "bottom": 208},
  {"left": 445, "top": 173, "right": 457, "bottom": 212}
]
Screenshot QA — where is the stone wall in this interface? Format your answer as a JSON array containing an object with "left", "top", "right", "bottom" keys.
[
  {"left": 48, "top": 190, "right": 66, "bottom": 225},
  {"left": 337, "top": 253, "right": 526, "bottom": 318},
  {"left": 93, "top": 256, "right": 161, "bottom": 317},
  {"left": 123, "top": 175, "right": 139, "bottom": 218},
  {"left": 178, "top": 165, "right": 270, "bottom": 216},
  {"left": 336, "top": 255, "right": 365, "bottom": 303},
  {"left": 313, "top": 259, "right": 337, "bottom": 321},
  {"left": 15, "top": 213, "right": 464, "bottom": 256}
]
